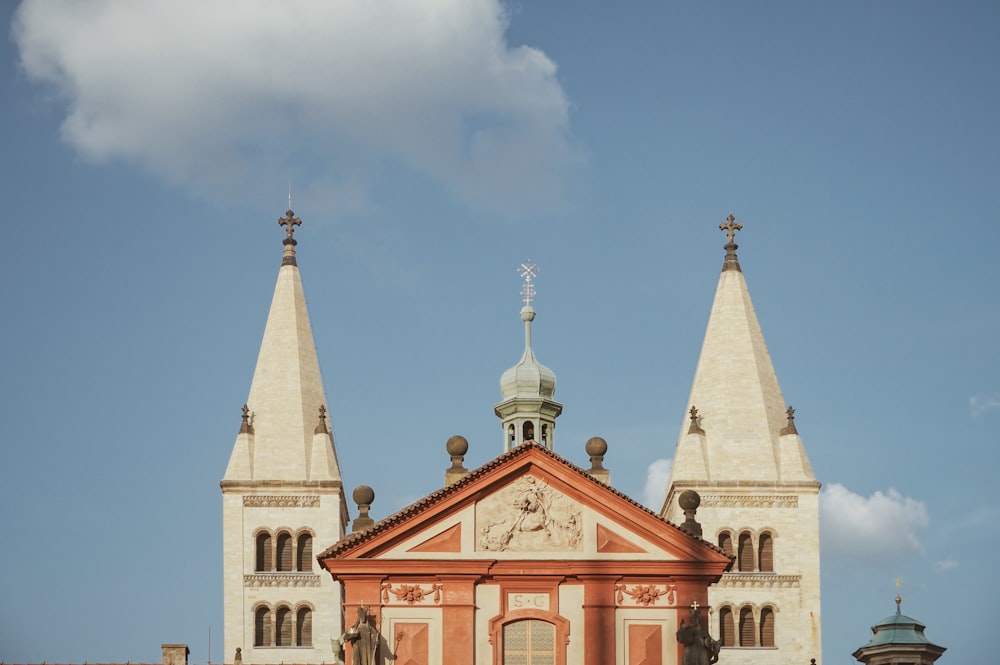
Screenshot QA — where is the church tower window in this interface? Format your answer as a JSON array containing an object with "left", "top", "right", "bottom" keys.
[
  {"left": 758, "top": 532, "right": 774, "bottom": 572},
  {"left": 759, "top": 607, "right": 775, "bottom": 647},
  {"left": 296, "top": 606, "right": 313, "bottom": 646},
  {"left": 718, "top": 530, "right": 734, "bottom": 558},
  {"left": 254, "top": 606, "right": 272, "bottom": 647},
  {"left": 719, "top": 606, "right": 736, "bottom": 647},
  {"left": 275, "top": 606, "right": 293, "bottom": 646},
  {"left": 296, "top": 532, "right": 313, "bottom": 572},
  {"left": 739, "top": 607, "right": 756, "bottom": 646},
  {"left": 255, "top": 531, "right": 273, "bottom": 571},
  {"left": 737, "top": 532, "right": 754, "bottom": 571},
  {"left": 276, "top": 531, "right": 293, "bottom": 572}
]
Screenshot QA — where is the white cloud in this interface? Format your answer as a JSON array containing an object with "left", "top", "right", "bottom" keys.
[
  {"left": 643, "top": 458, "right": 672, "bottom": 511},
  {"left": 970, "top": 393, "right": 1000, "bottom": 416},
  {"left": 933, "top": 559, "right": 959, "bottom": 573},
  {"left": 819, "top": 483, "right": 928, "bottom": 567},
  {"left": 12, "top": 0, "right": 581, "bottom": 214}
]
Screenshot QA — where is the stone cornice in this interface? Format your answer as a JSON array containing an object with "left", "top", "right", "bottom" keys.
[
  {"left": 244, "top": 573, "right": 322, "bottom": 588},
  {"left": 243, "top": 495, "right": 321, "bottom": 508},
  {"left": 699, "top": 495, "right": 798, "bottom": 509},
  {"left": 669, "top": 480, "right": 821, "bottom": 492},
  {"left": 221, "top": 479, "right": 343, "bottom": 493},
  {"left": 718, "top": 573, "right": 801, "bottom": 589}
]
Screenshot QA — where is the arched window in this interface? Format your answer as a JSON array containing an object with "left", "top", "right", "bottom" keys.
[
  {"left": 760, "top": 607, "right": 775, "bottom": 647},
  {"left": 541, "top": 424, "right": 548, "bottom": 445},
  {"left": 275, "top": 606, "right": 292, "bottom": 647},
  {"left": 758, "top": 532, "right": 774, "bottom": 572},
  {"left": 739, "top": 607, "right": 756, "bottom": 647},
  {"left": 296, "top": 532, "right": 313, "bottom": 572},
  {"left": 738, "top": 532, "right": 754, "bottom": 571},
  {"left": 296, "top": 607, "right": 313, "bottom": 646},
  {"left": 719, "top": 606, "right": 736, "bottom": 647},
  {"left": 254, "top": 606, "right": 272, "bottom": 647},
  {"left": 503, "top": 619, "right": 555, "bottom": 665},
  {"left": 508, "top": 424, "right": 515, "bottom": 445},
  {"left": 718, "top": 531, "right": 734, "bottom": 558},
  {"left": 276, "top": 532, "right": 293, "bottom": 572},
  {"left": 522, "top": 421, "right": 535, "bottom": 442},
  {"left": 255, "top": 532, "right": 273, "bottom": 571}
]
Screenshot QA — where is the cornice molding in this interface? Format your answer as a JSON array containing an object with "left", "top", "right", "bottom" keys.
[
  {"left": 243, "top": 495, "right": 321, "bottom": 508},
  {"left": 244, "top": 573, "right": 322, "bottom": 588},
  {"left": 718, "top": 573, "right": 801, "bottom": 589},
  {"left": 699, "top": 495, "right": 799, "bottom": 509}
]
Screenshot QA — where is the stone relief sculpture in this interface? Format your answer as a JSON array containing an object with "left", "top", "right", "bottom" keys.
[{"left": 477, "top": 475, "right": 582, "bottom": 552}]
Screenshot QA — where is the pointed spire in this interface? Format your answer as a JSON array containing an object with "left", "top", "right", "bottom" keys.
[
  {"left": 668, "top": 218, "right": 815, "bottom": 483},
  {"left": 495, "top": 260, "right": 562, "bottom": 451},
  {"left": 224, "top": 210, "right": 342, "bottom": 483}
]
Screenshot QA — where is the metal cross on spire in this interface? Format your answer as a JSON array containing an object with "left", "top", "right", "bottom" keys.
[
  {"left": 279, "top": 209, "right": 302, "bottom": 240},
  {"left": 720, "top": 214, "right": 742, "bottom": 244},
  {"left": 518, "top": 259, "right": 539, "bottom": 304}
]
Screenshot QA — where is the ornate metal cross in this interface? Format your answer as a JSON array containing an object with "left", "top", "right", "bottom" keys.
[
  {"left": 720, "top": 214, "right": 742, "bottom": 243},
  {"left": 279, "top": 209, "right": 302, "bottom": 239},
  {"left": 518, "top": 260, "right": 539, "bottom": 305}
]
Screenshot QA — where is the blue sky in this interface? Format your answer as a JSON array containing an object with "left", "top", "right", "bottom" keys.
[{"left": 1, "top": 1, "right": 996, "bottom": 663}]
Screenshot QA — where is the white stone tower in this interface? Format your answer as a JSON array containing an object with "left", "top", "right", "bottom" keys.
[
  {"left": 661, "top": 216, "right": 822, "bottom": 665},
  {"left": 494, "top": 260, "right": 563, "bottom": 450},
  {"left": 221, "top": 210, "right": 347, "bottom": 664}
]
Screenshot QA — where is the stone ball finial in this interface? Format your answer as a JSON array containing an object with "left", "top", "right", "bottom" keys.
[
  {"left": 585, "top": 436, "right": 608, "bottom": 457},
  {"left": 353, "top": 485, "right": 375, "bottom": 506},
  {"left": 520, "top": 304, "right": 536, "bottom": 322},
  {"left": 679, "top": 489, "right": 701, "bottom": 511},
  {"left": 446, "top": 435, "right": 469, "bottom": 456}
]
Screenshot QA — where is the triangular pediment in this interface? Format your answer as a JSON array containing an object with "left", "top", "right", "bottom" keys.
[{"left": 319, "top": 444, "right": 730, "bottom": 571}]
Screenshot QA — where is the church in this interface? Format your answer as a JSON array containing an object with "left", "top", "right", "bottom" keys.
[{"left": 220, "top": 210, "right": 822, "bottom": 665}]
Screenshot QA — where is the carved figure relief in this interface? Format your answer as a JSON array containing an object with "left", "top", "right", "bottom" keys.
[{"left": 476, "top": 475, "right": 582, "bottom": 552}]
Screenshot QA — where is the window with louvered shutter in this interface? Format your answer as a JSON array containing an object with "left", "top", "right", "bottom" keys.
[
  {"left": 739, "top": 607, "right": 755, "bottom": 647},
  {"left": 256, "top": 532, "right": 272, "bottom": 571},
  {"left": 738, "top": 532, "right": 754, "bottom": 571},
  {"left": 276, "top": 607, "right": 292, "bottom": 647},
  {"left": 719, "top": 607, "right": 735, "bottom": 647},
  {"left": 297, "top": 533, "right": 313, "bottom": 572},
  {"left": 759, "top": 608, "right": 775, "bottom": 647},
  {"left": 758, "top": 533, "right": 774, "bottom": 572},
  {"left": 718, "top": 531, "right": 734, "bottom": 557},
  {"left": 297, "top": 607, "right": 312, "bottom": 646},
  {"left": 254, "top": 606, "right": 271, "bottom": 647},
  {"left": 276, "top": 532, "right": 292, "bottom": 572}
]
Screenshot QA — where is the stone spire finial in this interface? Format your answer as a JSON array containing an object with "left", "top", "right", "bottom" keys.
[
  {"left": 315, "top": 404, "right": 329, "bottom": 435},
  {"left": 720, "top": 214, "right": 743, "bottom": 273},
  {"left": 352, "top": 485, "right": 376, "bottom": 532},
  {"left": 678, "top": 489, "right": 703, "bottom": 538},
  {"left": 780, "top": 405, "right": 798, "bottom": 435},
  {"left": 585, "top": 437, "right": 610, "bottom": 484},
  {"left": 445, "top": 435, "right": 470, "bottom": 486},
  {"left": 687, "top": 405, "right": 705, "bottom": 435},
  {"left": 239, "top": 403, "right": 252, "bottom": 434},
  {"left": 278, "top": 209, "right": 302, "bottom": 266}
]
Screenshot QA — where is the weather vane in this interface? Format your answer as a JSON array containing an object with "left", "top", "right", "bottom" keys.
[{"left": 518, "top": 260, "right": 539, "bottom": 305}]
